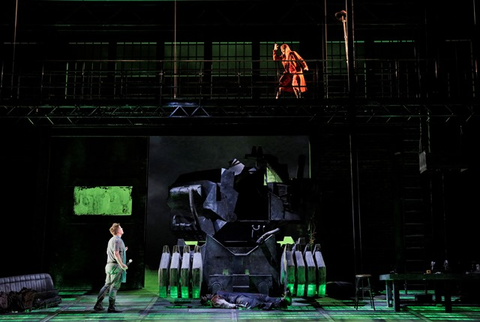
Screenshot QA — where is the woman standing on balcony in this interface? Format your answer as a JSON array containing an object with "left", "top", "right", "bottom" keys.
[{"left": 273, "top": 43, "right": 309, "bottom": 99}]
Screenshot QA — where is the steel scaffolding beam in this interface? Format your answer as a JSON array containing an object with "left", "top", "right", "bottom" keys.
[{"left": 1, "top": 100, "right": 477, "bottom": 128}]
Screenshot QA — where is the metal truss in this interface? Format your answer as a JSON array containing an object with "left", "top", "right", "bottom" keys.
[{"left": 1, "top": 100, "right": 478, "bottom": 130}]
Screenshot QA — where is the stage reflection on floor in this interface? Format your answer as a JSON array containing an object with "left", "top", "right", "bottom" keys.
[{"left": 2, "top": 287, "right": 480, "bottom": 322}]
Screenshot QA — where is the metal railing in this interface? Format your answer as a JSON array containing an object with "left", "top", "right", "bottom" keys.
[{"left": 0, "top": 58, "right": 477, "bottom": 104}]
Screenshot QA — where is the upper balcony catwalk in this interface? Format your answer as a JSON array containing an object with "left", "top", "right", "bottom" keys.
[{"left": 0, "top": 57, "right": 478, "bottom": 128}]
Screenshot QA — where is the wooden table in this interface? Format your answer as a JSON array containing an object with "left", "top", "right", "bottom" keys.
[{"left": 379, "top": 273, "right": 480, "bottom": 312}]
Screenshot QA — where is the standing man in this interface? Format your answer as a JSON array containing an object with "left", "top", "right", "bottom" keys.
[{"left": 93, "top": 223, "right": 128, "bottom": 313}]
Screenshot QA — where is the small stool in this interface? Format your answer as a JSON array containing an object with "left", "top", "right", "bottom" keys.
[{"left": 354, "top": 274, "right": 375, "bottom": 310}]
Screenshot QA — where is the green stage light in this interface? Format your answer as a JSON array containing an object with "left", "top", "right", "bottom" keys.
[
  {"left": 181, "top": 287, "right": 189, "bottom": 299},
  {"left": 287, "top": 282, "right": 295, "bottom": 295},
  {"left": 170, "top": 285, "right": 179, "bottom": 298},
  {"left": 296, "top": 284, "right": 305, "bottom": 297},
  {"left": 317, "top": 283, "right": 326, "bottom": 297},
  {"left": 192, "top": 285, "right": 200, "bottom": 299},
  {"left": 306, "top": 284, "right": 316, "bottom": 297},
  {"left": 159, "top": 285, "right": 168, "bottom": 298}
]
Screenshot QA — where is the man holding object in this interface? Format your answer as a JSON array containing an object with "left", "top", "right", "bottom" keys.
[{"left": 93, "top": 223, "right": 129, "bottom": 313}]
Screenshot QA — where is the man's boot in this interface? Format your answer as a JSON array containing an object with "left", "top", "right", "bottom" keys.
[
  {"left": 108, "top": 299, "right": 121, "bottom": 313},
  {"left": 93, "top": 295, "right": 105, "bottom": 311}
]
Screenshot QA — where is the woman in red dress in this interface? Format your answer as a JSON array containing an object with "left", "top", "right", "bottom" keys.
[{"left": 273, "top": 43, "right": 309, "bottom": 99}]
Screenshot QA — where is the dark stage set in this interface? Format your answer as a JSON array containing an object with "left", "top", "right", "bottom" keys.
[{"left": 1, "top": 0, "right": 480, "bottom": 321}]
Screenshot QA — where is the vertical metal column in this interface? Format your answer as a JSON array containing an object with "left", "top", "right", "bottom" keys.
[{"left": 344, "top": 0, "right": 362, "bottom": 277}]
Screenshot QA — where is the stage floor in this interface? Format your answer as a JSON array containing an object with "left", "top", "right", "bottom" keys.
[
  {"left": 2, "top": 289, "right": 480, "bottom": 322},
  {"left": 2, "top": 270, "right": 480, "bottom": 322}
]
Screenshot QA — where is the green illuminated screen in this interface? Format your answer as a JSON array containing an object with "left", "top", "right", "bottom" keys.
[{"left": 74, "top": 186, "right": 133, "bottom": 216}]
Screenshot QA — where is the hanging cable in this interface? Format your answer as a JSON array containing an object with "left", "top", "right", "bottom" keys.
[
  {"left": 173, "top": 0, "right": 177, "bottom": 99},
  {"left": 335, "top": 10, "right": 348, "bottom": 68},
  {"left": 11, "top": 0, "right": 19, "bottom": 96}
]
